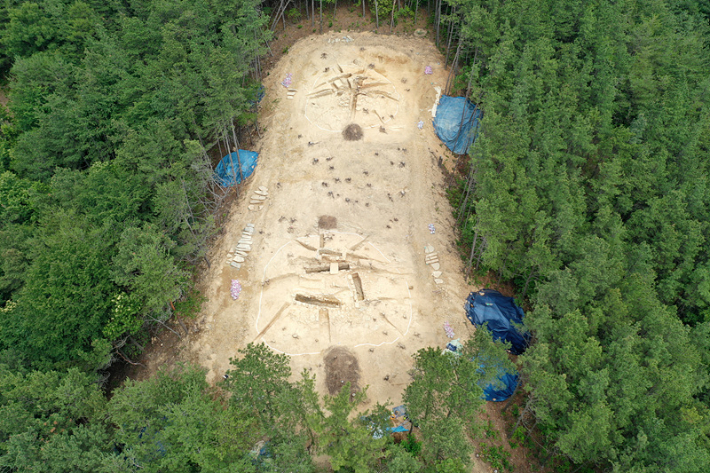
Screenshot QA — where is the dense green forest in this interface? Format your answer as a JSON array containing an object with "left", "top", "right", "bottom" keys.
[
  {"left": 1, "top": 0, "right": 710, "bottom": 472},
  {"left": 0, "top": 0, "right": 269, "bottom": 370},
  {"left": 447, "top": 0, "right": 710, "bottom": 471}
]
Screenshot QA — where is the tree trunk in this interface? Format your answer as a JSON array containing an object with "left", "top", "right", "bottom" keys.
[
  {"left": 467, "top": 228, "right": 478, "bottom": 269},
  {"left": 445, "top": 38, "right": 461, "bottom": 94},
  {"left": 271, "top": 0, "right": 283, "bottom": 30},
  {"left": 320, "top": 0, "right": 323, "bottom": 33},
  {"left": 375, "top": 0, "right": 379, "bottom": 29},
  {"left": 435, "top": 0, "right": 439, "bottom": 47},
  {"left": 216, "top": 133, "right": 224, "bottom": 159},
  {"left": 129, "top": 336, "right": 144, "bottom": 351},
  {"left": 509, "top": 396, "right": 532, "bottom": 437},
  {"left": 501, "top": 379, "right": 521, "bottom": 414},
  {"left": 414, "top": 0, "right": 418, "bottom": 24},
  {"left": 390, "top": 0, "right": 396, "bottom": 32},
  {"left": 541, "top": 447, "right": 557, "bottom": 469},
  {"left": 176, "top": 317, "right": 189, "bottom": 336},
  {"left": 333, "top": 0, "right": 337, "bottom": 19},
  {"left": 222, "top": 127, "right": 239, "bottom": 188},
  {"left": 362, "top": 0, "right": 365, "bottom": 18},
  {"left": 230, "top": 121, "right": 245, "bottom": 182},
  {"left": 116, "top": 348, "right": 143, "bottom": 366},
  {"left": 475, "top": 237, "right": 486, "bottom": 270},
  {"left": 522, "top": 269, "right": 535, "bottom": 299},
  {"left": 444, "top": 7, "right": 456, "bottom": 64}
]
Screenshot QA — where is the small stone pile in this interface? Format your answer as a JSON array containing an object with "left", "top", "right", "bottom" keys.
[
  {"left": 424, "top": 245, "right": 444, "bottom": 285},
  {"left": 248, "top": 186, "right": 268, "bottom": 211},
  {"left": 227, "top": 224, "right": 254, "bottom": 269},
  {"left": 286, "top": 89, "right": 297, "bottom": 100}
]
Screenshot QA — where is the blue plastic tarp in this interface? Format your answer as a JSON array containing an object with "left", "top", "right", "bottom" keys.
[
  {"left": 433, "top": 95, "right": 482, "bottom": 154},
  {"left": 473, "top": 356, "right": 519, "bottom": 402},
  {"left": 464, "top": 289, "right": 530, "bottom": 355},
  {"left": 214, "top": 150, "right": 258, "bottom": 187}
]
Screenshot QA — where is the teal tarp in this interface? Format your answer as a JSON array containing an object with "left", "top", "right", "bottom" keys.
[
  {"left": 214, "top": 150, "right": 258, "bottom": 186},
  {"left": 433, "top": 95, "right": 482, "bottom": 154}
]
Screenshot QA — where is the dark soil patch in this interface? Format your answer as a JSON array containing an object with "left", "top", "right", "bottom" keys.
[
  {"left": 318, "top": 215, "right": 338, "bottom": 229},
  {"left": 342, "top": 123, "right": 363, "bottom": 141},
  {"left": 324, "top": 346, "right": 360, "bottom": 396}
]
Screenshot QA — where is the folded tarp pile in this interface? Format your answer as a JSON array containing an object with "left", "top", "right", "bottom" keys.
[
  {"left": 433, "top": 95, "right": 482, "bottom": 154},
  {"left": 464, "top": 289, "right": 530, "bottom": 355},
  {"left": 214, "top": 150, "right": 258, "bottom": 187}
]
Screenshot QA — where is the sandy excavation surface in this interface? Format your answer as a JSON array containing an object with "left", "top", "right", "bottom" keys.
[{"left": 180, "top": 32, "right": 479, "bottom": 408}]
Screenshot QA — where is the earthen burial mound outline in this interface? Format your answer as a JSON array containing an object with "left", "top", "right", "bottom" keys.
[
  {"left": 255, "top": 231, "right": 413, "bottom": 356},
  {"left": 304, "top": 61, "right": 401, "bottom": 132}
]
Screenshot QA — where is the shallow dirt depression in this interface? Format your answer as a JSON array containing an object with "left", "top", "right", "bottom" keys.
[{"left": 182, "top": 32, "right": 475, "bottom": 409}]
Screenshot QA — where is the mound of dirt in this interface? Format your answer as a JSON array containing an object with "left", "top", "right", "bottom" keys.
[
  {"left": 342, "top": 123, "right": 363, "bottom": 141},
  {"left": 324, "top": 346, "right": 360, "bottom": 396}
]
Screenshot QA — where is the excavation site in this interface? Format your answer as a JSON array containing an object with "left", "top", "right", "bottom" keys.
[{"left": 173, "top": 32, "right": 476, "bottom": 406}]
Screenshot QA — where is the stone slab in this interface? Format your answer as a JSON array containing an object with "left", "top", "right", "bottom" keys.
[
  {"left": 425, "top": 245, "right": 435, "bottom": 253},
  {"left": 233, "top": 256, "right": 245, "bottom": 263},
  {"left": 230, "top": 262, "right": 241, "bottom": 269},
  {"left": 432, "top": 271, "right": 442, "bottom": 278},
  {"left": 431, "top": 263, "right": 440, "bottom": 271},
  {"left": 330, "top": 262, "right": 339, "bottom": 274},
  {"left": 258, "top": 186, "right": 267, "bottom": 192},
  {"left": 434, "top": 278, "right": 444, "bottom": 284}
]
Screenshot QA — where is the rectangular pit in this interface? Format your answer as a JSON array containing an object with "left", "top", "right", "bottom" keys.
[
  {"left": 295, "top": 294, "right": 342, "bottom": 308},
  {"left": 305, "top": 263, "right": 350, "bottom": 273},
  {"left": 352, "top": 273, "right": 365, "bottom": 301}
]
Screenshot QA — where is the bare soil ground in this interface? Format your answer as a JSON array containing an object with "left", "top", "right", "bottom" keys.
[
  {"left": 134, "top": 24, "right": 541, "bottom": 473},
  {"left": 173, "top": 31, "right": 475, "bottom": 407}
]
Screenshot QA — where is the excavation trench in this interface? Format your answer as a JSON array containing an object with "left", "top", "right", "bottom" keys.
[{"left": 295, "top": 294, "right": 342, "bottom": 308}]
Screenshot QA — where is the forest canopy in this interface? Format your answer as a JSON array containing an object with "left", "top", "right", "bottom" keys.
[
  {"left": 447, "top": 0, "right": 710, "bottom": 470},
  {"left": 0, "top": 0, "right": 269, "bottom": 370}
]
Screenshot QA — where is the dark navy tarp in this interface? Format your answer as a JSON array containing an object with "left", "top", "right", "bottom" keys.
[
  {"left": 464, "top": 289, "right": 530, "bottom": 355},
  {"left": 433, "top": 95, "right": 483, "bottom": 154},
  {"left": 214, "top": 150, "right": 258, "bottom": 186},
  {"left": 473, "top": 356, "right": 519, "bottom": 402}
]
